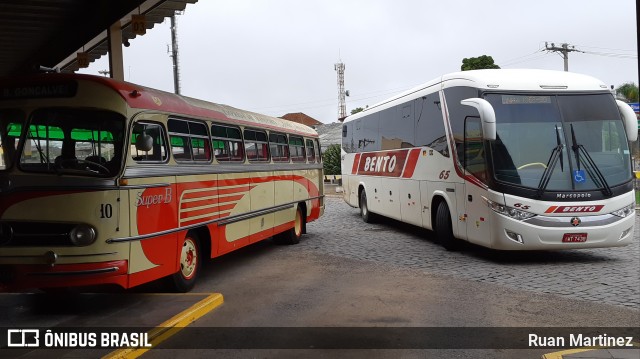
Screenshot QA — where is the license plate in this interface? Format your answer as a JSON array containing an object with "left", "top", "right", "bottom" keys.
[{"left": 562, "top": 233, "right": 587, "bottom": 243}]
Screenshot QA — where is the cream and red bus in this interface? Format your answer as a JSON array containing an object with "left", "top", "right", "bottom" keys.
[
  {"left": 0, "top": 73, "right": 324, "bottom": 292},
  {"left": 342, "top": 69, "right": 637, "bottom": 250}
]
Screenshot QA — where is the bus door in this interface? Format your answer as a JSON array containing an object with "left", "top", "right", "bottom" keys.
[
  {"left": 126, "top": 120, "right": 179, "bottom": 287},
  {"left": 462, "top": 116, "right": 491, "bottom": 247}
]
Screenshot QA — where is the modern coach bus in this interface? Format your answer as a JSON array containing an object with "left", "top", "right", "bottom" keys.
[
  {"left": 341, "top": 69, "right": 637, "bottom": 250},
  {"left": 0, "top": 73, "right": 324, "bottom": 292}
]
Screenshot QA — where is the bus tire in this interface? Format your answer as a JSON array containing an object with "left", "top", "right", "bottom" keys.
[
  {"left": 274, "top": 205, "right": 303, "bottom": 245},
  {"left": 435, "top": 201, "right": 459, "bottom": 251},
  {"left": 168, "top": 231, "right": 200, "bottom": 292},
  {"left": 359, "top": 189, "right": 376, "bottom": 223}
]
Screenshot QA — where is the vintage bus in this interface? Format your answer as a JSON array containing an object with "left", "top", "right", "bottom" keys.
[
  {"left": 0, "top": 73, "right": 324, "bottom": 292},
  {"left": 342, "top": 69, "right": 637, "bottom": 250}
]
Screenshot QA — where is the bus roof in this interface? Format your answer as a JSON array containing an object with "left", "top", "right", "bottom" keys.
[
  {"left": 344, "top": 69, "right": 610, "bottom": 124},
  {"left": 1, "top": 73, "right": 318, "bottom": 138}
]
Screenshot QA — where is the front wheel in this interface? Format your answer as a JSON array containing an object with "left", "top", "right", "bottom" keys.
[
  {"left": 168, "top": 232, "right": 201, "bottom": 292},
  {"left": 435, "top": 201, "right": 459, "bottom": 251}
]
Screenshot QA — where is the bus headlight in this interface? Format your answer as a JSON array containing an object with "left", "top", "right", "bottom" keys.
[
  {"left": 69, "top": 224, "right": 97, "bottom": 246},
  {"left": 611, "top": 203, "right": 635, "bottom": 218},
  {"left": 483, "top": 197, "right": 536, "bottom": 221}
]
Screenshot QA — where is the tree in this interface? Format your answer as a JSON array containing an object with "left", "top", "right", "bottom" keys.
[
  {"left": 351, "top": 107, "right": 364, "bottom": 115},
  {"left": 616, "top": 82, "right": 639, "bottom": 103},
  {"left": 322, "top": 144, "right": 341, "bottom": 176},
  {"left": 461, "top": 55, "right": 500, "bottom": 71}
]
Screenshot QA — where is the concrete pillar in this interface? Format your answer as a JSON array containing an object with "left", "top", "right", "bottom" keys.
[{"left": 107, "top": 21, "right": 125, "bottom": 81}]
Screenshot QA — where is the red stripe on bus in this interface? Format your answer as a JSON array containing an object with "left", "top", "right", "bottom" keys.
[
  {"left": 545, "top": 206, "right": 558, "bottom": 213},
  {"left": 179, "top": 203, "right": 236, "bottom": 219},
  {"left": 401, "top": 148, "right": 422, "bottom": 178},
  {"left": 351, "top": 153, "right": 361, "bottom": 174}
]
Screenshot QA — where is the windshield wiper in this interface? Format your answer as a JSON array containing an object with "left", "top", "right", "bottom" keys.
[
  {"left": 569, "top": 124, "right": 612, "bottom": 196},
  {"left": 536, "top": 125, "right": 564, "bottom": 198}
]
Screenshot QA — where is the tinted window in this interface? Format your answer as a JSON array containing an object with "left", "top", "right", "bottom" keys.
[{"left": 415, "top": 93, "right": 449, "bottom": 157}]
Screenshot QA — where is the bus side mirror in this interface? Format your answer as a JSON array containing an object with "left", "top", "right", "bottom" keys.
[
  {"left": 135, "top": 133, "right": 153, "bottom": 152},
  {"left": 616, "top": 100, "right": 638, "bottom": 142},
  {"left": 461, "top": 98, "right": 496, "bottom": 141}
]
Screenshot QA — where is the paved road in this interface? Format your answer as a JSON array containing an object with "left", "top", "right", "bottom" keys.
[{"left": 301, "top": 196, "right": 640, "bottom": 310}]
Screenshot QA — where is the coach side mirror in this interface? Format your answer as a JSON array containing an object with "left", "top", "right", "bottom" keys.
[
  {"left": 616, "top": 100, "right": 638, "bottom": 142},
  {"left": 135, "top": 133, "right": 153, "bottom": 152},
  {"left": 461, "top": 98, "right": 496, "bottom": 141}
]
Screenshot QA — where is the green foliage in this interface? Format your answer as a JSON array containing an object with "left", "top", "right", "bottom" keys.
[
  {"left": 322, "top": 144, "right": 341, "bottom": 175},
  {"left": 461, "top": 55, "right": 500, "bottom": 71},
  {"left": 616, "top": 82, "right": 639, "bottom": 103},
  {"left": 351, "top": 107, "right": 364, "bottom": 115}
]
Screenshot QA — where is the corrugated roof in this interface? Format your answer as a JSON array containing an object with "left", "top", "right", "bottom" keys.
[{"left": 0, "top": 0, "right": 196, "bottom": 77}]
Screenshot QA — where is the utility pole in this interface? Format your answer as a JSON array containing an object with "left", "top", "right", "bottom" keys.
[
  {"left": 334, "top": 60, "right": 346, "bottom": 121},
  {"left": 545, "top": 42, "right": 581, "bottom": 71},
  {"left": 169, "top": 13, "right": 181, "bottom": 94}
]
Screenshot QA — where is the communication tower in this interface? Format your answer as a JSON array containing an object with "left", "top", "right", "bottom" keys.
[{"left": 334, "top": 60, "right": 346, "bottom": 120}]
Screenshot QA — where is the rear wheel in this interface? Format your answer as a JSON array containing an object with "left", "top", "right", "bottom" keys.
[
  {"left": 435, "top": 201, "right": 459, "bottom": 251},
  {"left": 168, "top": 232, "right": 200, "bottom": 292},
  {"left": 273, "top": 205, "right": 303, "bottom": 245},
  {"left": 359, "top": 189, "right": 377, "bottom": 223}
]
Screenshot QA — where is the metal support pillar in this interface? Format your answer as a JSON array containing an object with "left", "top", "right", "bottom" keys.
[{"left": 108, "top": 21, "right": 125, "bottom": 81}]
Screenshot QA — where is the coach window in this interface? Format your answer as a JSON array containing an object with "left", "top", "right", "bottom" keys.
[
  {"left": 244, "top": 129, "right": 269, "bottom": 162},
  {"left": 269, "top": 132, "right": 290, "bottom": 162},
  {"left": 315, "top": 139, "right": 322, "bottom": 162},
  {"left": 415, "top": 93, "right": 449, "bottom": 157},
  {"left": 131, "top": 122, "right": 168, "bottom": 162},
  {"left": 306, "top": 139, "right": 316, "bottom": 163},
  {"left": 290, "top": 136, "right": 306, "bottom": 162},
  {"left": 464, "top": 117, "right": 487, "bottom": 182},
  {"left": 443, "top": 86, "right": 480, "bottom": 163},
  {"left": 168, "top": 119, "right": 211, "bottom": 163},
  {"left": 211, "top": 124, "right": 244, "bottom": 162}
]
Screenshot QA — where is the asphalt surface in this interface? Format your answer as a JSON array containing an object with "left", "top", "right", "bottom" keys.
[
  {"left": 1, "top": 195, "right": 638, "bottom": 359},
  {"left": 301, "top": 196, "right": 640, "bottom": 310}
]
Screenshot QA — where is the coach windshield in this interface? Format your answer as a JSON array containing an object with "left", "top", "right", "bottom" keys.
[
  {"left": 18, "top": 108, "right": 125, "bottom": 177},
  {"left": 485, "top": 93, "right": 632, "bottom": 194}
]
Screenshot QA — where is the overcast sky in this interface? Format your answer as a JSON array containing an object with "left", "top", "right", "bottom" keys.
[{"left": 80, "top": 0, "right": 638, "bottom": 124}]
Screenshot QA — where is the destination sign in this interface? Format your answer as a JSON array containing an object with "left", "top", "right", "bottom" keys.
[{"left": 0, "top": 82, "right": 78, "bottom": 100}]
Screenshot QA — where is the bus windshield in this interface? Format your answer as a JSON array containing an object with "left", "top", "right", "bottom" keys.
[
  {"left": 485, "top": 93, "right": 632, "bottom": 193},
  {"left": 17, "top": 108, "right": 125, "bottom": 177}
]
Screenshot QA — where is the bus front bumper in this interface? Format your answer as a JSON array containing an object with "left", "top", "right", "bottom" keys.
[
  {"left": 488, "top": 211, "right": 635, "bottom": 250},
  {"left": 0, "top": 260, "right": 129, "bottom": 292}
]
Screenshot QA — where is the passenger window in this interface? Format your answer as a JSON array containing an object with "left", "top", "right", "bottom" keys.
[
  {"left": 211, "top": 124, "right": 244, "bottom": 162},
  {"left": 168, "top": 119, "right": 210, "bottom": 163},
  {"left": 306, "top": 139, "right": 316, "bottom": 163},
  {"left": 244, "top": 129, "right": 269, "bottom": 162},
  {"left": 269, "top": 132, "right": 290, "bottom": 162},
  {"left": 131, "top": 122, "right": 168, "bottom": 162},
  {"left": 289, "top": 136, "right": 306, "bottom": 162}
]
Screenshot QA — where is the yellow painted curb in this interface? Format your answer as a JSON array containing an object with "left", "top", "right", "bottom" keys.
[
  {"left": 541, "top": 347, "right": 598, "bottom": 359},
  {"left": 102, "top": 293, "right": 224, "bottom": 359},
  {"left": 542, "top": 342, "right": 640, "bottom": 359}
]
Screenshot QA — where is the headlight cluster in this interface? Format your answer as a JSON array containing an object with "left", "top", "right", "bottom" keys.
[
  {"left": 483, "top": 197, "right": 536, "bottom": 221},
  {"left": 610, "top": 203, "right": 635, "bottom": 218},
  {"left": 69, "top": 224, "right": 97, "bottom": 246}
]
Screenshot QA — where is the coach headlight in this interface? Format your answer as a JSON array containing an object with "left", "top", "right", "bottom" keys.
[
  {"left": 611, "top": 203, "right": 635, "bottom": 218},
  {"left": 69, "top": 224, "right": 97, "bottom": 246},
  {"left": 483, "top": 197, "right": 536, "bottom": 221}
]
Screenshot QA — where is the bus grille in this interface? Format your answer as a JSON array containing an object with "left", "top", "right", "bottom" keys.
[{"left": 0, "top": 222, "right": 76, "bottom": 247}]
